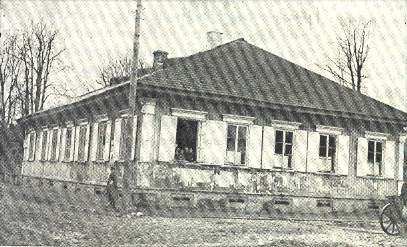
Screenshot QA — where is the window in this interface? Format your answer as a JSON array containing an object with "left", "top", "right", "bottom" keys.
[
  {"left": 96, "top": 121, "right": 107, "bottom": 160},
  {"left": 50, "top": 129, "right": 59, "bottom": 161},
  {"left": 78, "top": 125, "right": 88, "bottom": 161},
  {"left": 64, "top": 127, "right": 73, "bottom": 161},
  {"left": 175, "top": 119, "right": 198, "bottom": 162},
  {"left": 367, "top": 140, "right": 383, "bottom": 176},
  {"left": 41, "top": 131, "right": 48, "bottom": 160},
  {"left": 226, "top": 124, "right": 247, "bottom": 165},
  {"left": 28, "top": 132, "right": 35, "bottom": 160},
  {"left": 274, "top": 130, "right": 293, "bottom": 168},
  {"left": 119, "top": 117, "right": 132, "bottom": 160},
  {"left": 319, "top": 134, "right": 336, "bottom": 172}
]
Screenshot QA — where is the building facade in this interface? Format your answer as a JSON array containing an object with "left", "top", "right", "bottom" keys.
[{"left": 19, "top": 39, "right": 407, "bottom": 213}]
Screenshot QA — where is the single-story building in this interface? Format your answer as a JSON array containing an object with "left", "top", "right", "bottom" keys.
[{"left": 18, "top": 37, "right": 407, "bottom": 214}]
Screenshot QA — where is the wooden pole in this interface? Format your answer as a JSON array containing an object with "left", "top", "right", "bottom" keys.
[
  {"left": 129, "top": 0, "right": 142, "bottom": 117},
  {"left": 123, "top": 0, "right": 142, "bottom": 210}
]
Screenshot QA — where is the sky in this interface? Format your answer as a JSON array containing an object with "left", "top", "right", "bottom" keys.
[{"left": 1, "top": 0, "right": 407, "bottom": 112}]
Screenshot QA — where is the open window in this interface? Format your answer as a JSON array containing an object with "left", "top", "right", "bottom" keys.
[
  {"left": 319, "top": 134, "right": 336, "bottom": 172},
  {"left": 367, "top": 140, "right": 383, "bottom": 176},
  {"left": 175, "top": 119, "right": 198, "bottom": 162},
  {"left": 226, "top": 124, "right": 247, "bottom": 165}
]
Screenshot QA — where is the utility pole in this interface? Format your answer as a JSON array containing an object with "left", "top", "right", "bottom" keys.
[{"left": 123, "top": 0, "right": 142, "bottom": 210}]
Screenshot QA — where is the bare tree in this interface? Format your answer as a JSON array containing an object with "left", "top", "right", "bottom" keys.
[
  {"left": 0, "top": 21, "right": 66, "bottom": 125},
  {"left": 97, "top": 56, "right": 148, "bottom": 87},
  {"left": 320, "top": 19, "right": 372, "bottom": 92},
  {"left": 16, "top": 21, "right": 66, "bottom": 116},
  {"left": 0, "top": 34, "right": 21, "bottom": 125}
]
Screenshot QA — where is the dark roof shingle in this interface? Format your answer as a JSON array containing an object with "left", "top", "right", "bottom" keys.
[{"left": 137, "top": 38, "right": 407, "bottom": 121}]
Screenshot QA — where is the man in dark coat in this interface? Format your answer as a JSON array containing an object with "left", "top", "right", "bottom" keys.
[{"left": 107, "top": 165, "right": 119, "bottom": 211}]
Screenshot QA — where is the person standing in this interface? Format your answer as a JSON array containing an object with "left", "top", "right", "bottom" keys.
[{"left": 107, "top": 165, "right": 119, "bottom": 211}]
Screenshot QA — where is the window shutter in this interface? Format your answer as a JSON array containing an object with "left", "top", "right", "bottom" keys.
[
  {"left": 337, "top": 134, "right": 350, "bottom": 175},
  {"left": 36, "top": 131, "right": 43, "bottom": 161},
  {"left": 46, "top": 130, "right": 53, "bottom": 161},
  {"left": 307, "top": 132, "right": 320, "bottom": 173},
  {"left": 399, "top": 141, "right": 406, "bottom": 180},
  {"left": 247, "top": 125, "right": 262, "bottom": 168},
  {"left": 90, "top": 122, "right": 99, "bottom": 162},
  {"left": 200, "top": 120, "right": 227, "bottom": 165},
  {"left": 23, "top": 133, "right": 30, "bottom": 161},
  {"left": 103, "top": 121, "right": 112, "bottom": 161},
  {"left": 384, "top": 140, "right": 396, "bottom": 179},
  {"left": 158, "top": 115, "right": 177, "bottom": 162},
  {"left": 74, "top": 126, "right": 81, "bottom": 161},
  {"left": 262, "top": 126, "right": 275, "bottom": 169},
  {"left": 55, "top": 128, "right": 61, "bottom": 161},
  {"left": 31, "top": 132, "right": 37, "bottom": 161},
  {"left": 293, "top": 130, "right": 307, "bottom": 172},
  {"left": 356, "top": 137, "right": 368, "bottom": 177},
  {"left": 82, "top": 123, "right": 90, "bottom": 161},
  {"left": 130, "top": 116, "right": 138, "bottom": 160},
  {"left": 112, "top": 118, "right": 122, "bottom": 161}
]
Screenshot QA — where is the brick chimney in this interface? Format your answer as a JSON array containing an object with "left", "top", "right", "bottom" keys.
[
  {"left": 153, "top": 50, "right": 168, "bottom": 70},
  {"left": 207, "top": 31, "right": 223, "bottom": 49}
]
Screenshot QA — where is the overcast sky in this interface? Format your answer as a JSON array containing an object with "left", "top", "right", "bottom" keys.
[{"left": 1, "top": 0, "right": 407, "bottom": 112}]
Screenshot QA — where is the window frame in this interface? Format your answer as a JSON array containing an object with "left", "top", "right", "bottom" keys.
[
  {"left": 64, "top": 126, "right": 74, "bottom": 161},
  {"left": 40, "top": 130, "right": 48, "bottom": 161},
  {"left": 319, "top": 134, "right": 336, "bottom": 159},
  {"left": 367, "top": 139, "right": 383, "bottom": 177},
  {"left": 318, "top": 134, "right": 337, "bottom": 172},
  {"left": 50, "top": 128, "right": 59, "bottom": 161},
  {"left": 77, "top": 124, "right": 88, "bottom": 162},
  {"left": 274, "top": 129, "right": 294, "bottom": 169},
  {"left": 170, "top": 108, "right": 208, "bottom": 163},
  {"left": 174, "top": 118, "right": 200, "bottom": 162},
  {"left": 226, "top": 123, "right": 248, "bottom": 165},
  {"left": 96, "top": 120, "right": 107, "bottom": 161}
]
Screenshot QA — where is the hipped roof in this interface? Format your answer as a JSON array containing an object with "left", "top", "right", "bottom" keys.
[{"left": 23, "top": 38, "right": 407, "bottom": 124}]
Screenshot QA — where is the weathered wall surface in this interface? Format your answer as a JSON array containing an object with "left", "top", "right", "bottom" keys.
[
  {"left": 20, "top": 89, "right": 406, "bottom": 210},
  {"left": 135, "top": 161, "right": 396, "bottom": 200}
]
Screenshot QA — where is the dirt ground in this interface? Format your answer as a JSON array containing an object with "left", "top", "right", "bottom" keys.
[{"left": 1, "top": 183, "right": 406, "bottom": 246}]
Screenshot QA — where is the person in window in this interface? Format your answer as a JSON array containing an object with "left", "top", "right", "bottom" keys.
[
  {"left": 106, "top": 165, "right": 119, "bottom": 211},
  {"left": 401, "top": 181, "right": 407, "bottom": 220},
  {"left": 185, "top": 147, "right": 194, "bottom": 162},
  {"left": 175, "top": 145, "right": 184, "bottom": 161}
]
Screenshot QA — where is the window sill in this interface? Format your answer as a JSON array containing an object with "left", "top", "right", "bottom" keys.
[
  {"left": 94, "top": 160, "right": 109, "bottom": 164},
  {"left": 356, "top": 175, "right": 393, "bottom": 181},
  {"left": 316, "top": 171, "right": 345, "bottom": 177}
]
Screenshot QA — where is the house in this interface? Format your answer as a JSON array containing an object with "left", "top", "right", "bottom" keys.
[{"left": 18, "top": 36, "right": 407, "bottom": 213}]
